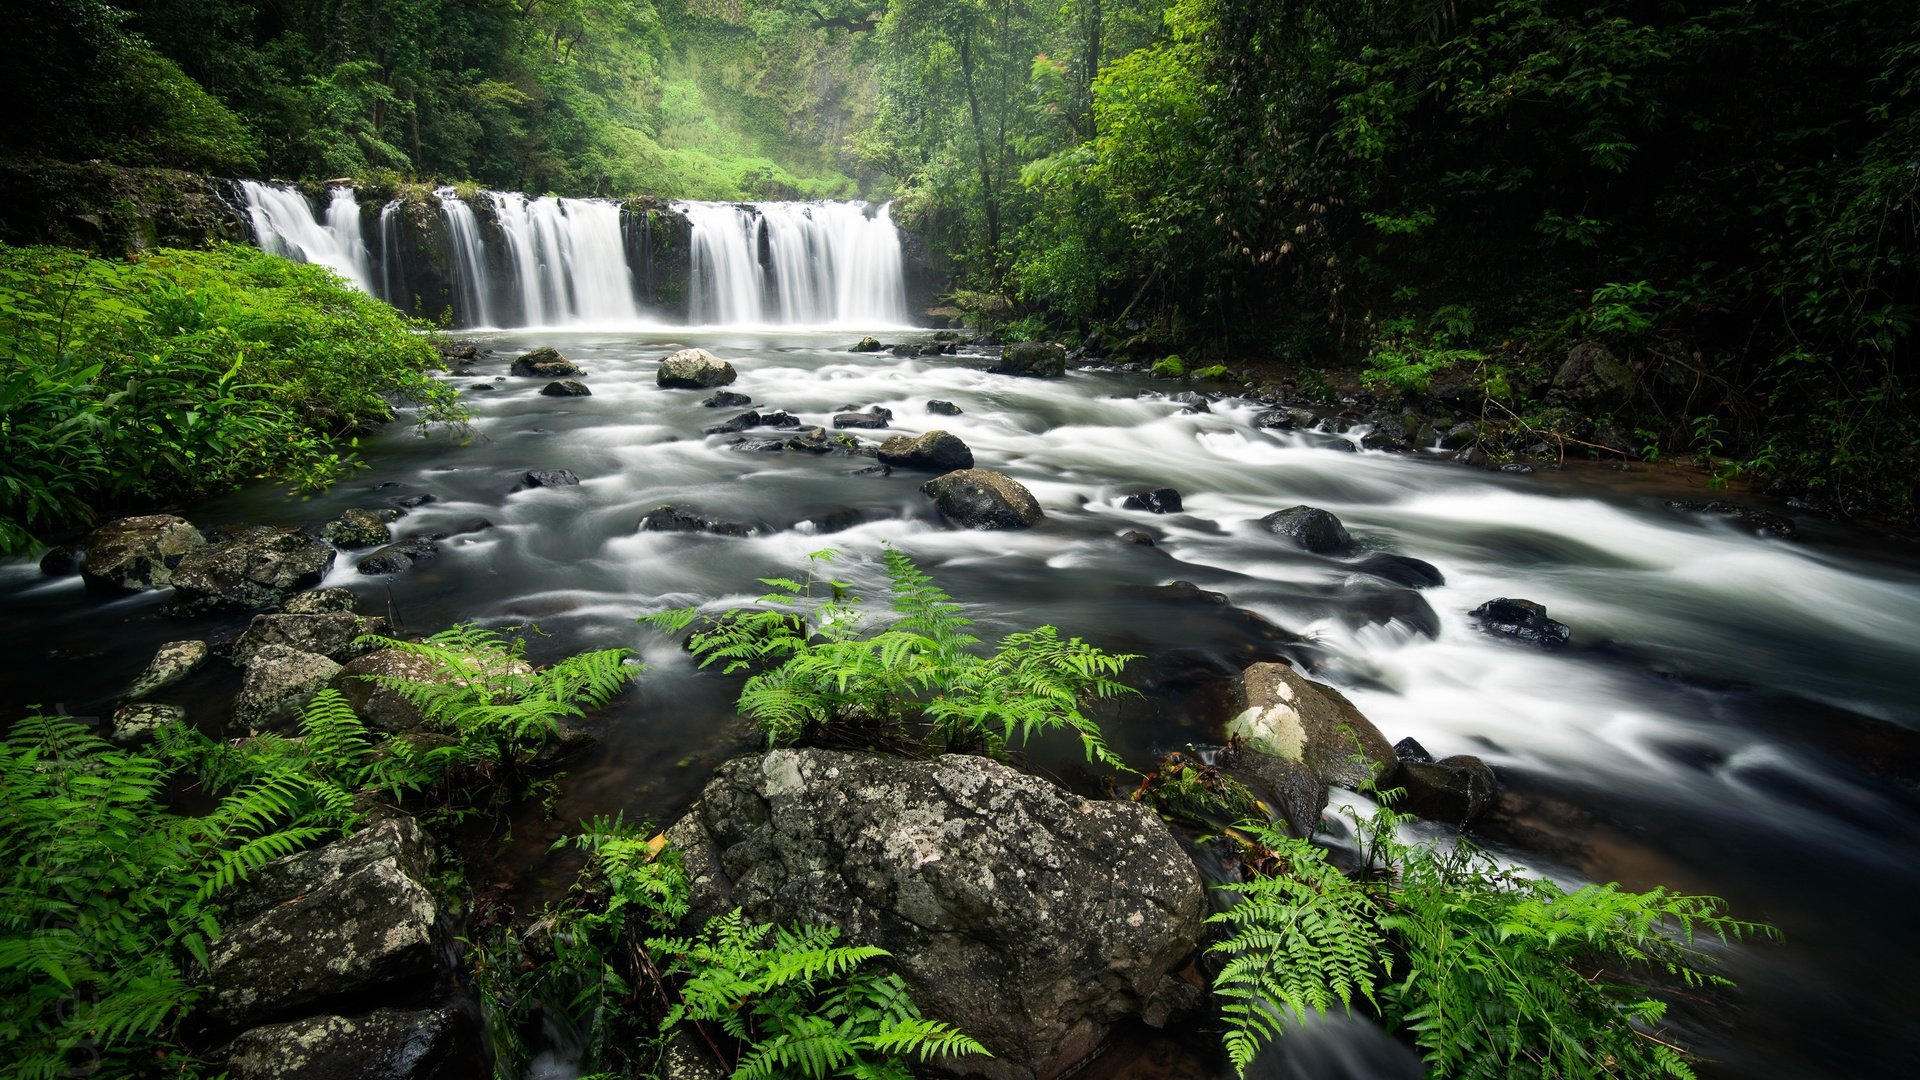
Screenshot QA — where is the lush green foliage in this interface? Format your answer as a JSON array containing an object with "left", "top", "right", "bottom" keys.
[
  {"left": 473, "top": 814, "right": 986, "bottom": 1079},
  {"left": 0, "top": 714, "right": 340, "bottom": 1077},
  {"left": 0, "top": 242, "right": 461, "bottom": 553},
  {"left": 646, "top": 548, "right": 1136, "bottom": 768},
  {"left": 1209, "top": 810, "right": 1777, "bottom": 1079}
]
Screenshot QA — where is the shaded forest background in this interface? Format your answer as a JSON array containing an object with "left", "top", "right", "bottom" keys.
[{"left": 2, "top": 0, "right": 1916, "bottom": 519}]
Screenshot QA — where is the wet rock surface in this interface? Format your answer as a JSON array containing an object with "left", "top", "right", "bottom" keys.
[
  {"left": 234, "top": 644, "right": 341, "bottom": 730},
  {"left": 232, "top": 612, "right": 388, "bottom": 666},
  {"left": 1258, "top": 505, "right": 1354, "bottom": 555},
  {"left": 168, "top": 526, "right": 336, "bottom": 614},
  {"left": 509, "top": 346, "right": 579, "bottom": 378},
  {"left": 657, "top": 347, "right": 737, "bottom": 388},
  {"left": 514, "top": 468, "right": 580, "bottom": 491},
  {"left": 877, "top": 429, "right": 974, "bottom": 473},
  {"left": 222, "top": 1004, "right": 474, "bottom": 1080},
  {"left": 639, "top": 504, "right": 757, "bottom": 537},
  {"left": 126, "top": 639, "right": 208, "bottom": 697},
  {"left": 990, "top": 341, "right": 1067, "bottom": 378},
  {"left": 922, "top": 468, "right": 1046, "bottom": 529},
  {"left": 539, "top": 378, "right": 592, "bottom": 397},
  {"left": 1397, "top": 754, "right": 1500, "bottom": 826},
  {"left": 1123, "top": 488, "right": 1183, "bottom": 514},
  {"left": 665, "top": 749, "right": 1207, "bottom": 1080},
  {"left": 357, "top": 537, "right": 441, "bottom": 575},
  {"left": 1224, "top": 661, "right": 1396, "bottom": 790},
  {"left": 111, "top": 701, "right": 185, "bottom": 745},
  {"left": 81, "top": 514, "right": 206, "bottom": 593},
  {"left": 1470, "top": 597, "right": 1572, "bottom": 650},
  {"left": 321, "top": 508, "right": 399, "bottom": 550}
]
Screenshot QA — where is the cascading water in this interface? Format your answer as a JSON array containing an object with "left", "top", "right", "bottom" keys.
[
  {"left": 680, "top": 200, "right": 909, "bottom": 327},
  {"left": 487, "top": 192, "right": 643, "bottom": 327},
  {"left": 438, "top": 189, "right": 495, "bottom": 328},
  {"left": 240, "top": 181, "right": 376, "bottom": 294}
]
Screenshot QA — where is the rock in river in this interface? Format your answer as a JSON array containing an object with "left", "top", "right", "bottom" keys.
[
  {"left": 1470, "top": 597, "right": 1572, "bottom": 650},
  {"left": 321, "top": 507, "right": 398, "bottom": 550},
  {"left": 509, "top": 346, "right": 580, "bottom": 378},
  {"left": 1258, "top": 505, "right": 1354, "bottom": 555},
  {"left": 1224, "top": 661, "right": 1396, "bottom": 790},
  {"left": 1122, "top": 488, "right": 1183, "bottom": 514},
  {"left": 657, "top": 347, "right": 737, "bottom": 389},
  {"left": 877, "top": 430, "right": 974, "bottom": 473},
  {"left": 665, "top": 749, "right": 1207, "bottom": 1080},
  {"left": 233, "top": 644, "right": 341, "bottom": 731},
  {"left": 168, "top": 526, "right": 336, "bottom": 614},
  {"left": 80, "top": 514, "right": 206, "bottom": 593},
  {"left": 989, "top": 341, "right": 1068, "bottom": 378},
  {"left": 126, "top": 639, "right": 208, "bottom": 697},
  {"left": 921, "top": 468, "right": 1045, "bottom": 529},
  {"left": 222, "top": 1004, "right": 475, "bottom": 1080}
]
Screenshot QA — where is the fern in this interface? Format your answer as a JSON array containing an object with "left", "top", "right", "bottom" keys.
[
  {"left": 646, "top": 547, "right": 1139, "bottom": 770},
  {"left": 0, "top": 712, "right": 336, "bottom": 1075}
]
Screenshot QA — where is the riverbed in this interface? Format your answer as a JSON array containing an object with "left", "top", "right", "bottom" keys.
[{"left": 5, "top": 329, "right": 1917, "bottom": 1078}]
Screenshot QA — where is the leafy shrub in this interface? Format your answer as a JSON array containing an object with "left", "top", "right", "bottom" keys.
[
  {"left": 0, "top": 243, "right": 463, "bottom": 553},
  {"left": 0, "top": 714, "right": 340, "bottom": 1076},
  {"left": 1208, "top": 808, "right": 1778, "bottom": 1079},
  {"left": 646, "top": 549, "right": 1136, "bottom": 769}
]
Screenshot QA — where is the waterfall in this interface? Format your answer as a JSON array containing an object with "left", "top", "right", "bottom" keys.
[
  {"left": 487, "top": 192, "right": 642, "bottom": 327},
  {"left": 438, "top": 189, "right": 494, "bottom": 328},
  {"left": 240, "top": 181, "right": 376, "bottom": 293},
  {"left": 679, "top": 200, "right": 909, "bottom": 327},
  {"left": 377, "top": 200, "right": 403, "bottom": 307}
]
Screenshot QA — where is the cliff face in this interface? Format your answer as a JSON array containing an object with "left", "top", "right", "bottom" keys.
[{"left": 0, "top": 157, "right": 247, "bottom": 254}]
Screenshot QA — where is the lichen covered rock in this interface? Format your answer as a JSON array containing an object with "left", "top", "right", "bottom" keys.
[
  {"left": 657, "top": 347, "right": 737, "bottom": 388},
  {"left": 80, "top": 514, "right": 205, "bottom": 593},
  {"left": 1224, "top": 661, "right": 1396, "bottom": 790},
  {"left": 921, "top": 468, "right": 1045, "bottom": 529}
]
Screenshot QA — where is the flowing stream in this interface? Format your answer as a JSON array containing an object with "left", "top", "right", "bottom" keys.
[{"left": 3, "top": 330, "right": 1916, "bottom": 1078}]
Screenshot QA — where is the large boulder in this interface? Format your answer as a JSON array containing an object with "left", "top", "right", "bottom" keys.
[
  {"left": 539, "top": 379, "right": 592, "bottom": 397},
  {"left": 223, "top": 1004, "right": 475, "bottom": 1080},
  {"left": 1469, "top": 597, "right": 1571, "bottom": 650},
  {"left": 356, "top": 537, "right": 440, "bottom": 576},
  {"left": 1554, "top": 341, "right": 1637, "bottom": 410},
  {"left": 234, "top": 645, "right": 342, "bottom": 731},
  {"left": 1397, "top": 754, "right": 1499, "bottom": 827},
  {"left": 281, "top": 588, "right": 359, "bottom": 615},
  {"left": 877, "top": 430, "right": 974, "bottom": 473},
  {"left": 320, "top": 508, "right": 398, "bottom": 550},
  {"left": 657, "top": 348, "right": 737, "bottom": 389},
  {"left": 989, "top": 341, "right": 1067, "bottom": 378},
  {"left": 110, "top": 701, "right": 185, "bottom": 746},
  {"left": 208, "top": 817, "right": 443, "bottom": 1029},
  {"left": 126, "top": 639, "right": 208, "bottom": 697},
  {"left": 232, "top": 613, "right": 388, "bottom": 667},
  {"left": 80, "top": 514, "right": 206, "bottom": 593},
  {"left": 921, "top": 469, "right": 1045, "bottom": 529},
  {"left": 665, "top": 750, "right": 1208, "bottom": 1080},
  {"left": 329, "top": 648, "right": 439, "bottom": 734},
  {"left": 1122, "top": 488, "right": 1182, "bottom": 514},
  {"left": 1258, "top": 505, "right": 1354, "bottom": 555},
  {"left": 168, "top": 526, "right": 337, "bottom": 614},
  {"left": 1224, "top": 662, "right": 1396, "bottom": 790},
  {"left": 509, "top": 347, "right": 580, "bottom": 378}
]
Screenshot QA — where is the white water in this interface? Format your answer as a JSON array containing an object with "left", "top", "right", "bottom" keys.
[
  {"left": 680, "top": 200, "right": 909, "bottom": 328},
  {"left": 438, "top": 188, "right": 494, "bottom": 328},
  {"left": 487, "top": 192, "right": 644, "bottom": 328},
  {"left": 240, "top": 181, "right": 376, "bottom": 293}
]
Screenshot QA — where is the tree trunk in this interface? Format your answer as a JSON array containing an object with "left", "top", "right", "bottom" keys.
[{"left": 959, "top": 28, "right": 1002, "bottom": 273}]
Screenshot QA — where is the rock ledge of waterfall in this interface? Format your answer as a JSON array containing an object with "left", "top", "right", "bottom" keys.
[{"left": 665, "top": 748, "right": 1207, "bottom": 1080}]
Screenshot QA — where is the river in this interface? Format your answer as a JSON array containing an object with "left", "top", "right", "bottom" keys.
[{"left": 4, "top": 327, "right": 1917, "bottom": 1078}]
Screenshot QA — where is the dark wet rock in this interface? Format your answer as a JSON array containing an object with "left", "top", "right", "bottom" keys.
[
  {"left": 1169, "top": 391, "right": 1211, "bottom": 414},
  {"left": 1119, "top": 530, "right": 1157, "bottom": 547},
  {"left": 664, "top": 749, "right": 1207, "bottom": 1080},
  {"left": 832, "top": 411, "right": 890, "bottom": 430},
  {"left": 1224, "top": 662, "right": 1396, "bottom": 790},
  {"left": 514, "top": 468, "right": 580, "bottom": 491},
  {"left": 921, "top": 469, "right": 1045, "bottom": 529},
  {"left": 468, "top": 382, "right": 496, "bottom": 391},
  {"left": 927, "top": 399, "right": 963, "bottom": 416},
  {"left": 387, "top": 492, "right": 437, "bottom": 509},
  {"left": 321, "top": 508, "right": 399, "bottom": 550},
  {"left": 39, "top": 544, "right": 79, "bottom": 576},
  {"left": 436, "top": 341, "right": 479, "bottom": 362},
  {"left": 1258, "top": 505, "right": 1354, "bottom": 555},
  {"left": 657, "top": 347, "right": 737, "bottom": 389},
  {"left": 1500, "top": 463, "right": 1536, "bottom": 475},
  {"left": 758, "top": 410, "right": 801, "bottom": 428},
  {"left": 169, "top": 527, "right": 336, "bottom": 614},
  {"left": 126, "top": 639, "right": 208, "bottom": 697},
  {"left": 795, "top": 507, "right": 876, "bottom": 535},
  {"left": 989, "top": 341, "right": 1068, "bottom": 378},
  {"left": 1321, "top": 438, "right": 1358, "bottom": 453},
  {"left": 1345, "top": 553, "right": 1444, "bottom": 589},
  {"left": 835, "top": 403, "right": 894, "bottom": 421},
  {"left": 729, "top": 437, "right": 788, "bottom": 453},
  {"left": 1453, "top": 446, "right": 1490, "bottom": 467},
  {"left": 1554, "top": 341, "right": 1637, "bottom": 410},
  {"left": 111, "top": 701, "right": 185, "bottom": 745},
  {"left": 222, "top": 1004, "right": 473, "bottom": 1080},
  {"left": 1346, "top": 589, "right": 1441, "bottom": 638},
  {"left": 877, "top": 430, "right": 974, "bottom": 473},
  {"left": 1442, "top": 421, "right": 1481, "bottom": 450},
  {"left": 234, "top": 645, "right": 342, "bottom": 731},
  {"left": 540, "top": 379, "right": 592, "bottom": 397},
  {"left": 1222, "top": 744, "right": 1330, "bottom": 839},
  {"left": 705, "top": 410, "right": 763, "bottom": 435},
  {"left": 702, "top": 390, "right": 752, "bottom": 408},
  {"left": 1394, "top": 737, "right": 1434, "bottom": 764},
  {"left": 357, "top": 537, "right": 440, "bottom": 576},
  {"left": 847, "top": 464, "right": 892, "bottom": 477},
  {"left": 282, "top": 588, "right": 358, "bottom": 615},
  {"left": 233, "top": 613, "right": 387, "bottom": 667},
  {"left": 509, "top": 347, "right": 580, "bottom": 378},
  {"left": 1285, "top": 407, "right": 1318, "bottom": 428},
  {"left": 1252, "top": 410, "right": 1295, "bottom": 430},
  {"left": 850, "top": 336, "right": 884, "bottom": 352},
  {"left": 1664, "top": 500, "right": 1796, "bottom": 539},
  {"left": 209, "top": 817, "right": 443, "bottom": 1028},
  {"left": 1397, "top": 755, "right": 1499, "bottom": 827},
  {"left": 1469, "top": 597, "right": 1571, "bottom": 650},
  {"left": 1123, "top": 488, "right": 1183, "bottom": 514},
  {"left": 330, "top": 649, "right": 452, "bottom": 734},
  {"left": 81, "top": 514, "right": 206, "bottom": 593},
  {"left": 639, "top": 505, "right": 756, "bottom": 537},
  {"left": 784, "top": 426, "right": 836, "bottom": 453}
]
